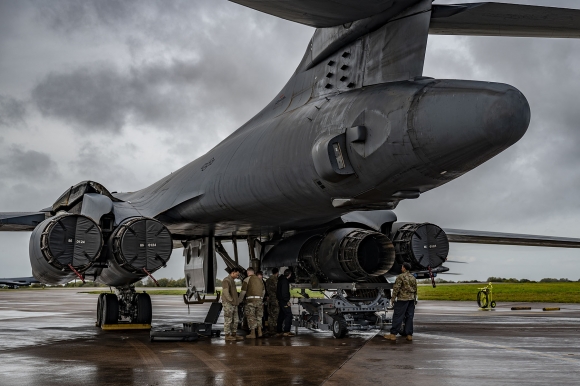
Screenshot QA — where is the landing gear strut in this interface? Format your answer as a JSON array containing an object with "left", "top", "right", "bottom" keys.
[{"left": 96, "top": 286, "right": 152, "bottom": 327}]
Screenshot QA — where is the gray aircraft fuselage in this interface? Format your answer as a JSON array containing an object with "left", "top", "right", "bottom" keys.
[{"left": 119, "top": 76, "right": 529, "bottom": 239}]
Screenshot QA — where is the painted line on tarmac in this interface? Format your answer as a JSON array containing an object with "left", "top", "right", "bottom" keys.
[
  {"left": 178, "top": 343, "right": 230, "bottom": 373},
  {"left": 128, "top": 339, "right": 164, "bottom": 367},
  {"left": 417, "top": 333, "right": 580, "bottom": 365}
]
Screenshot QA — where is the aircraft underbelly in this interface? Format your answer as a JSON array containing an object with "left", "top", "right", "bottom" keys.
[{"left": 156, "top": 79, "right": 529, "bottom": 237}]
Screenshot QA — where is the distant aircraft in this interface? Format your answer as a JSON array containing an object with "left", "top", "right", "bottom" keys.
[
  {"left": 0, "top": 277, "right": 40, "bottom": 289},
  {"left": 1, "top": 1, "right": 580, "bottom": 326}
]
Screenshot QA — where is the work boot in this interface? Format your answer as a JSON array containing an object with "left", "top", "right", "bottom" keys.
[
  {"left": 225, "top": 334, "right": 236, "bottom": 341},
  {"left": 257, "top": 326, "right": 263, "bottom": 338},
  {"left": 235, "top": 334, "right": 244, "bottom": 341},
  {"left": 247, "top": 329, "right": 257, "bottom": 339},
  {"left": 384, "top": 334, "right": 397, "bottom": 341},
  {"left": 406, "top": 335, "right": 413, "bottom": 341},
  {"left": 283, "top": 332, "right": 295, "bottom": 337}
]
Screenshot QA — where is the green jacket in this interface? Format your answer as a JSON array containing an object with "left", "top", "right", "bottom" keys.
[
  {"left": 265, "top": 275, "right": 278, "bottom": 304},
  {"left": 392, "top": 271, "right": 417, "bottom": 301}
]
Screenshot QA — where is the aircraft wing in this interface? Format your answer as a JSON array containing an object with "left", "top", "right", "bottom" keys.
[
  {"left": 430, "top": 2, "right": 580, "bottom": 38},
  {"left": 444, "top": 228, "right": 580, "bottom": 248},
  {"left": 229, "top": 0, "right": 400, "bottom": 28},
  {"left": 0, "top": 212, "right": 47, "bottom": 231}
]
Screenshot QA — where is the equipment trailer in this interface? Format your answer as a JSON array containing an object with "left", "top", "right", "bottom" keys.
[{"left": 291, "top": 282, "right": 393, "bottom": 338}]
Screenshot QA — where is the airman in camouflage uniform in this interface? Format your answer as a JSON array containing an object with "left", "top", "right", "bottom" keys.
[
  {"left": 265, "top": 268, "right": 280, "bottom": 335},
  {"left": 239, "top": 268, "right": 265, "bottom": 339},
  {"left": 385, "top": 262, "right": 417, "bottom": 341},
  {"left": 222, "top": 269, "right": 244, "bottom": 341}
]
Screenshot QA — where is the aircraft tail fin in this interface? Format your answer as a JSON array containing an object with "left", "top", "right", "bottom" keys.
[{"left": 430, "top": 2, "right": 580, "bottom": 38}]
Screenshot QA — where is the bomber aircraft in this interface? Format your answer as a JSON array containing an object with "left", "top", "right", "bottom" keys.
[
  {"left": 2, "top": 0, "right": 580, "bottom": 328},
  {"left": 0, "top": 276, "right": 39, "bottom": 289}
]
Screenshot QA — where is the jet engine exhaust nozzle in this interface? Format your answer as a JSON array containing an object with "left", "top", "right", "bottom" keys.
[
  {"left": 390, "top": 223, "right": 449, "bottom": 273},
  {"left": 96, "top": 217, "right": 172, "bottom": 287},
  {"left": 29, "top": 213, "right": 103, "bottom": 285},
  {"left": 302, "top": 228, "right": 396, "bottom": 282}
]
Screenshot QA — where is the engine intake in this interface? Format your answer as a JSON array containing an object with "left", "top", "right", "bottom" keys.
[
  {"left": 96, "top": 217, "right": 172, "bottom": 287},
  {"left": 390, "top": 222, "right": 449, "bottom": 272},
  {"left": 29, "top": 213, "right": 103, "bottom": 285}
]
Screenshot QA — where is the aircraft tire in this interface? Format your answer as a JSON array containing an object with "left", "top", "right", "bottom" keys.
[
  {"left": 134, "top": 293, "right": 152, "bottom": 324},
  {"left": 102, "top": 293, "right": 119, "bottom": 326},
  {"left": 332, "top": 315, "right": 348, "bottom": 339},
  {"left": 477, "top": 291, "right": 489, "bottom": 308},
  {"left": 96, "top": 293, "right": 105, "bottom": 326}
]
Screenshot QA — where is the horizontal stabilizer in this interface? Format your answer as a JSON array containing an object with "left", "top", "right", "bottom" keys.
[
  {"left": 229, "top": 0, "right": 399, "bottom": 28},
  {"left": 444, "top": 228, "right": 580, "bottom": 248},
  {"left": 430, "top": 2, "right": 580, "bottom": 38},
  {"left": 0, "top": 212, "right": 47, "bottom": 231}
]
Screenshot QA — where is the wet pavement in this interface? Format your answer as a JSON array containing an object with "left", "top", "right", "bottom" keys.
[{"left": 0, "top": 288, "right": 579, "bottom": 385}]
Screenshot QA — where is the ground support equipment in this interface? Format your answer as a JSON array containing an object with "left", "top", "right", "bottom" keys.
[
  {"left": 291, "top": 283, "right": 393, "bottom": 338},
  {"left": 150, "top": 302, "right": 222, "bottom": 342},
  {"left": 477, "top": 282, "right": 496, "bottom": 310}
]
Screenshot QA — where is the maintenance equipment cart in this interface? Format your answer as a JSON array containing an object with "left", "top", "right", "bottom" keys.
[
  {"left": 291, "top": 282, "right": 393, "bottom": 338},
  {"left": 477, "top": 282, "right": 496, "bottom": 310}
]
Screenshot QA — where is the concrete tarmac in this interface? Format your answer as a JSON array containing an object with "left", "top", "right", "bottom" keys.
[{"left": 0, "top": 288, "right": 579, "bottom": 385}]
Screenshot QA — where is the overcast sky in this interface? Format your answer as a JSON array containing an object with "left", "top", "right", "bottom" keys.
[{"left": 1, "top": 0, "right": 580, "bottom": 282}]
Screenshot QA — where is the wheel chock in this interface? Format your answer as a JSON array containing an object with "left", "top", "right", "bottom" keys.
[
  {"left": 542, "top": 307, "right": 561, "bottom": 312},
  {"left": 511, "top": 306, "right": 532, "bottom": 310}
]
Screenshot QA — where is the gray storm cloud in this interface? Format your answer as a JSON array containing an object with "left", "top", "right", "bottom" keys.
[
  {"left": 0, "top": 0, "right": 579, "bottom": 280},
  {"left": 0, "top": 95, "right": 27, "bottom": 127}
]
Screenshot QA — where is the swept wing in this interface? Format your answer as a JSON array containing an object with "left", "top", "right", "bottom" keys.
[
  {"left": 430, "top": 2, "right": 580, "bottom": 38},
  {"left": 445, "top": 228, "right": 580, "bottom": 248},
  {"left": 0, "top": 212, "right": 47, "bottom": 231}
]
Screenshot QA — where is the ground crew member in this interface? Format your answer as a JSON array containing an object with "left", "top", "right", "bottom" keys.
[
  {"left": 265, "top": 268, "right": 279, "bottom": 335},
  {"left": 385, "top": 262, "right": 417, "bottom": 341},
  {"left": 239, "top": 267, "right": 265, "bottom": 339},
  {"left": 276, "top": 269, "right": 294, "bottom": 337},
  {"left": 256, "top": 270, "right": 268, "bottom": 331},
  {"left": 222, "top": 268, "right": 244, "bottom": 341}
]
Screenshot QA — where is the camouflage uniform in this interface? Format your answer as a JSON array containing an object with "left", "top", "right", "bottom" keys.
[
  {"left": 265, "top": 274, "right": 279, "bottom": 333},
  {"left": 392, "top": 271, "right": 417, "bottom": 301},
  {"left": 390, "top": 271, "right": 417, "bottom": 336},
  {"left": 241, "top": 275, "right": 265, "bottom": 330},
  {"left": 222, "top": 275, "right": 239, "bottom": 335}
]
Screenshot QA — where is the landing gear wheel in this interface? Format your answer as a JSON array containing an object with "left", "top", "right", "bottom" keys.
[
  {"left": 332, "top": 316, "right": 348, "bottom": 339},
  {"left": 101, "top": 293, "right": 119, "bottom": 326},
  {"left": 477, "top": 290, "right": 489, "bottom": 308},
  {"left": 134, "top": 293, "right": 152, "bottom": 324},
  {"left": 490, "top": 300, "right": 496, "bottom": 309},
  {"left": 96, "top": 293, "right": 105, "bottom": 326}
]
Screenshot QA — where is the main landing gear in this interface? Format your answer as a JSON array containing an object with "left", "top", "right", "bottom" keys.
[{"left": 96, "top": 286, "right": 152, "bottom": 328}]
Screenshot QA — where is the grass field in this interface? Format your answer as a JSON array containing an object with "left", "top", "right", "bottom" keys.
[
  {"left": 418, "top": 282, "right": 580, "bottom": 303},
  {"left": 9, "top": 283, "right": 580, "bottom": 303}
]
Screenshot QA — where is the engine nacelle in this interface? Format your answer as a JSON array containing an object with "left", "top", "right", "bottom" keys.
[
  {"left": 390, "top": 222, "right": 449, "bottom": 273},
  {"left": 96, "top": 217, "right": 172, "bottom": 287},
  {"left": 263, "top": 227, "right": 395, "bottom": 283},
  {"left": 30, "top": 213, "right": 103, "bottom": 285}
]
